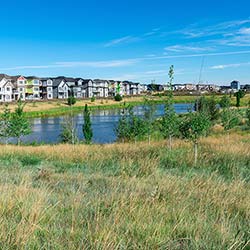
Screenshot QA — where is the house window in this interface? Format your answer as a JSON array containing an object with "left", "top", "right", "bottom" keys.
[
  {"left": 6, "top": 87, "right": 10, "bottom": 91},
  {"left": 34, "top": 87, "right": 39, "bottom": 91},
  {"left": 34, "top": 80, "right": 40, "bottom": 85},
  {"left": 48, "top": 94, "right": 52, "bottom": 98},
  {"left": 47, "top": 87, "right": 52, "bottom": 91}
]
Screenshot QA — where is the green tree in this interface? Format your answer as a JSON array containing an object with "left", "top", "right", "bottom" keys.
[
  {"left": 195, "top": 96, "right": 219, "bottom": 121},
  {"left": 67, "top": 95, "right": 76, "bottom": 106},
  {"left": 9, "top": 99, "right": 31, "bottom": 145},
  {"left": 0, "top": 104, "right": 11, "bottom": 144},
  {"left": 246, "top": 101, "right": 250, "bottom": 127},
  {"left": 219, "top": 95, "right": 231, "bottom": 109},
  {"left": 129, "top": 111, "right": 147, "bottom": 143},
  {"left": 143, "top": 98, "right": 156, "bottom": 144},
  {"left": 60, "top": 115, "right": 78, "bottom": 144},
  {"left": 115, "top": 103, "right": 130, "bottom": 143},
  {"left": 160, "top": 65, "right": 179, "bottom": 149},
  {"left": 234, "top": 90, "right": 245, "bottom": 107},
  {"left": 83, "top": 104, "right": 93, "bottom": 144},
  {"left": 114, "top": 94, "right": 122, "bottom": 102},
  {"left": 179, "top": 112, "right": 211, "bottom": 165},
  {"left": 221, "top": 108, "right": 240, "bottom": 141},
  {"left": 116, "top": 104, "right": 147, "bottom": 143}
]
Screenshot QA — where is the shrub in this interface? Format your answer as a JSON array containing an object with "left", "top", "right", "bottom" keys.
[
  {"left": 67, "top": 96, "right": 76, "bottom": 106},
  {"left": 18, "top": 155, "right": 42, "bottom": 166},
  {"left": 246, "top": 101, "right": 250, "bottom": 127},
  {"left": 91, "top": 96, "right": 96, "bottom": 102},
  {"left": 195, "top": 96, "right": 219, "bottom": 121},
  {"left": 114, "top": 94, "right": 122, "bottom": 102},
  {"left": 221, "top": 108, "right": 241, "bottom": 131},
  {"left": 179, "top": 112, "right": 211, "bottom": 165},
  {"left": 234, "top": 90, "right": 245, "bottom": 107},
  {"left": 83, "top": 104, "right": 93, "bottom": 144},
  {"left": 219, "top": 95, "right": 231, "bottom": 108}
]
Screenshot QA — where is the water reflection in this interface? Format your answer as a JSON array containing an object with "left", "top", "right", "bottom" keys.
[{"left": 10, "top": 103, "right": 193, "bottom": 144}]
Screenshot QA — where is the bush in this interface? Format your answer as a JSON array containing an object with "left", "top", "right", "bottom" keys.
[
  {"left": 246, "top": 101, "right": 250, "bottom": 127},
  {"left": 195, "top": 96, "right": 219, "bottom": 121},
  {"left": 114, "top": 94, "right": 122, "bottom": 102},
  {"left": 219, "top": 95, "right": 231, "bottom": 108},
  {"left": 91, "top": 96, "right": 96, "bottom": 102},
  {"left": 18, "top": 155, "right": 42, "bottom": 166},
  {"left": 67, "top": 96, "right": 76, "bottom": 106}
]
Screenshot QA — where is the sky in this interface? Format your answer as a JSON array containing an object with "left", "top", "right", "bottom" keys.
[{"left": 0, "top": 0, "right": 250, "bottom": 85}]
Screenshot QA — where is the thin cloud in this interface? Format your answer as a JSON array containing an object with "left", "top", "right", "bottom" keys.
[
  {"left": 179, "top": 18, "right": 250, "bottom": 38},
  {"left": 104, "top": 28, "right": 161, "bottom": 47},
  {"left": 56, "top": 59, "right": 139, "bottom": 68},
  {"left": 2, "top": 50, "right": 250, "bottom": 72},
  {"left": 0, "top": 59, "right": 140, "bottom": 71},
  {"left": 164, "top": 45, "right": 213, "bottom": 53},
  {"left": 151, "top": 50, "right": 250, "bottom": 60},
  {"left": 210, "top": 62, "right": 250, "bottom": 70},
  {"left": 104, "top": 36, "right": 138, "bottom": 47}
]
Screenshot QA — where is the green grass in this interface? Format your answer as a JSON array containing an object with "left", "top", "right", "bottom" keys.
[
  {"left": 22, "top": 94, "right": 250, "bottom": 118},
  {"left": 0, "top": 135, "right": 249, "bottom": 249}
]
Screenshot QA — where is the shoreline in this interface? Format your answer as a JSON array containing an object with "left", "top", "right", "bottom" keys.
[{"left": 1, "top": 94, "right": 248, "bottom": 118}]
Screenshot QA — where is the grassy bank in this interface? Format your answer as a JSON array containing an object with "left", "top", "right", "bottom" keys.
[
  {"left": 0, "top": 133, "right": 249, "bottom": 249},
  {"left": 2, "top": 94, "right": 249, "bottom": 118}
]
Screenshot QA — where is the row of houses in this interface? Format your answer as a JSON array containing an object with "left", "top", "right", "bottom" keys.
[
  {"left": 0, "top": 74, "right": 143, "bottom": 102},
  {"left": 148, "top": 81, "right": 250, "bottom": 94}
]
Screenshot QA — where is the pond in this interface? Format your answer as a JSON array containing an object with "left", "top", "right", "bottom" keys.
[{"left": 9, "top": 103, "right": 193, "bottom": 144}]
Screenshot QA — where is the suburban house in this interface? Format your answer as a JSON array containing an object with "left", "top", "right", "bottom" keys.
[
  {"left": 231, "top": 80, "right": 241, "bottom": 91},
  {"left": 52, "top": 77, "right": 69, "bottom": 99},
  {"left": 108, "top": 80, "right": 124, "bottom": 96},
  {"left": 70, "top": 78, "right": 87, "bottom": 98},
  {"left": 241, "top": 84, "right": 250, "bottom": 92},
  {"left": 219, "top": 86, "right": 233, "bottom": 94},
  {"left": 25, "top": 76, "right": 41, "bottom": 100},
  {"left": 92, "top": 79, "right": 109, "bottom": 98},
  {"left": 147, "top": 84, "right": 165, "bottom": 92},
  {"left": 40, "top": 78, "right": 53, "bottom": 99},
  {"left": 12, "top": 75, "right": 26, "bottom": 100},
  {"left": 0, "top": 74, "right": 18, "bottom": 102},
  {"left": 80, "top": 79, "right": 93, "bottom": 98}
]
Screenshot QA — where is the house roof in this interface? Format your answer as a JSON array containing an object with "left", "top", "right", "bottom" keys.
[
  {"left": 52, "top": 78, "right": 67, "bottom": 87},
  {"left": 82, "top": 79, "right": 92, "bottom": 84},
  {"left": 26, "top": 76, "right": 41, "bottom": 80},
  {"left": 0, "top": 74, "right": 11, "bottom": 81}
]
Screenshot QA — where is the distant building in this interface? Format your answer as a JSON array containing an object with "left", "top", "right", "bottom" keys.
[
  {"left": 241, "top": 84, "right": 250, "bottom": 92},
  {"left": 231, "top": 80, "right": 240, "bottom": 91}
]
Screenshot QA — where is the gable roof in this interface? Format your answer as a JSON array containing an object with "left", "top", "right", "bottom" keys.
[
  {"left": 52, "top": 78, "right": 67, "bottom": 87},
  {"left": 0, "top": 74, "right": 11, "bottom": 81}
]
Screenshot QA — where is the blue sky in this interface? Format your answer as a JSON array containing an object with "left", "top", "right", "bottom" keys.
[{"left": 1, "top": 0, "right": 250, "bottom": 85}]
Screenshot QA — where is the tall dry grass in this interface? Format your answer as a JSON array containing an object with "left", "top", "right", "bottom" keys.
[{"left": 0, "top": 133, "right": 249, "bottom": 249}]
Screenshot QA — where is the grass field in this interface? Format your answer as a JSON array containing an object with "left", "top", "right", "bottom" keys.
[
  {"left": 0, "top": 133, "right": 249, "bottom": 249},
  {"left": 1, "top": 94, "right": 249, "bottom": 118}
]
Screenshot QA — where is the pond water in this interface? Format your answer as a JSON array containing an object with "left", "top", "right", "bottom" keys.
[{"left": 9, "top": 103, "right": 193, "bottom": 144}]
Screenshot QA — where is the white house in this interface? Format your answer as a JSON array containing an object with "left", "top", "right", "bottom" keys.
[
  {"left": 0, "top": 74, "right": 17, "bottom": 102},
  {"left": 92, "top": 79, "right": 109, "bottom": 98},
  {"left": 52, "top": 77, "right": 69, "bottom": 99},
  {"left": 40, "top": 78, "right": 53, "bottom": 99}
]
